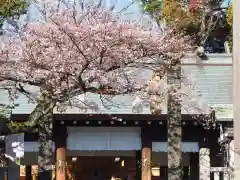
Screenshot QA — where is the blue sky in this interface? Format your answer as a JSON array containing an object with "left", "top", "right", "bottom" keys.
[
  {"left": 222, "top": 0, "right": 232, "bottom": 7},
  {"left": 24, "top": 0, "right": 142, "bottom": 21},
  {"left": 3, "top": 0, "right": 146, "bottom": 32},
  {"left": 2, "top": 0, "right": 233, "bottom": 33},
  {"left": 25, "top": 0, "right": 233, "bottom": 21}
]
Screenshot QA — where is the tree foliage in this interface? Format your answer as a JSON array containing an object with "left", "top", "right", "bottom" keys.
[
  {"left": 0, "top": 4, "right": 190, "bottom": 107},
  {"left": 141, "top": 0, "right": 231, "bottom": 52},
  {"left": 142, "top": 0, "right": 202, "bottom": 33},
  {"left": 226, "top": 3, "right": 232, "bottom": 50},
  {"left": 226, "top": 3, "right": 232, "bottom": 27},
  {"left": 164, "top": 0, "right": 200, "bottom": 31},
  {"left": 0, "top": 0, "right": 28, "bottom": 30},
  {"left": 0, "top": 104, "right": 11, "bottom": 120},
  {"left": 0, "top": 104, "right": 12, "bottom": 167}
]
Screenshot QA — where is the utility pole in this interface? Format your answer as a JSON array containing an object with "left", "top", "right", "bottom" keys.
[{"left": 232, "top": 0, "right": 240, "bottom": 179}]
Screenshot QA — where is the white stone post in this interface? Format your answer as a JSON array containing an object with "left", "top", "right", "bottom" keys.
[
  {"left": 199, "top": 148, "right": 210, "bottom": 180},
  {"left": 229, "top": 140, "right": 235, "bottom": 179},
  {"left": 224, "top": 170, "right": 230, "bottom": 180},
  {"left": 233, "top": 0, "right": 240, "bottom": 178},
  {"left": 214, "top": 172, "right": 220, "bottom": 180}
]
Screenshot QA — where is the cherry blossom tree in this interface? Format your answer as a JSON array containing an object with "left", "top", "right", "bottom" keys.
[
  {"left": 0, "top": 3, "right": 191, "bottom": 118},
  {"left": 0, "top": 2, "right": 191, "bottom": 178}
]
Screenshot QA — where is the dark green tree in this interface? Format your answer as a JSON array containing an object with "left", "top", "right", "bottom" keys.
[
  {"left": 226, "top": 3, "right": 232, "bottom": 51},
  {"left": 0, "top": 0, "right": 28, "bottom": 33},
  {"left": 140, "top": 0, "right": 231, "bottom": 53},
  {"left": 0, "top": 104, "right": 11, "bottom": 168}
]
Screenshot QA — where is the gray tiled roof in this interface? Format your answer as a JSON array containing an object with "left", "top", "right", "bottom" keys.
[{"left": 0, "top": 54, "right": 233, "bottom": 120}]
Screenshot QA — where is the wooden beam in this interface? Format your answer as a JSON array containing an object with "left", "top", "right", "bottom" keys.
[{"left": 11, "top": 113, "right": 217, "bottom": 122}]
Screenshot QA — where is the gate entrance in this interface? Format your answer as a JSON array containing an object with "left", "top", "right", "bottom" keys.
[{"left": 70, "top": 156, "right": 136, "bottom": 180}]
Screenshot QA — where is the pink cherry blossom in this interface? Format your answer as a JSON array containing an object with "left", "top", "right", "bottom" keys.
[{"left": 0, "top": 5, "right": 191, "bottom": 104}]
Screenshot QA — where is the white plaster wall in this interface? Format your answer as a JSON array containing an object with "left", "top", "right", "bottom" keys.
[
  {"left": 152, "top": 142, "right": 199, "bottom": 152},
  {"left": 67, "top": 127, "right": 142, "bottom": 151}
]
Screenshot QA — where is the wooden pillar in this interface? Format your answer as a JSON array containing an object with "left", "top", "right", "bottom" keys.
[
  {"left": 26, "top": 165, "right": 32, "bottom": 180},
  {"left": 32, "top": 165, "right": 38, "bottom": 180},
  {"left": 190, "top": 153, "right": 199, "bottom": 180},
  {"left": 55, "top": 124, "right": 67, "bottom": 180},
  {"left": 56, "top": 148, "right": 66, "bottom": 180},
  {"left": 141, "top": 127, "right": 152, "bottom": 180},
  {"left": 142, "top": 148, "right": 151, "bottom": 180}
]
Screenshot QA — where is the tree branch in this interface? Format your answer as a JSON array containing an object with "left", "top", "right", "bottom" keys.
[{"left": 0, "top": 76, "right": 43, "bottom": 86}]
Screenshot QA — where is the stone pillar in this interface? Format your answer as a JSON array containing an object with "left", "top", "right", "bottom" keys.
[
  {"left": 224, "top": 170, "right": 230, "bottom": 180},
  {"left": 141, "top": 127, "right": 152, "bottom": 180},
  {"left": 26, "top": 165, "right": 32, "bottom": 180},
  {"left": 190, "top": 153, "right": 199, "bottom": 180},
  {"left": 229, "top": 140, "right": 234, "bottom": 179},
  {"left": 55, "top": 124, "right": 67, "bottom": 180},
  {"left": 233, "top": 0, "right": 240, "bottom": 177},
  {"left": 214, "top": 172, "right": 220, "bottom": 180},
  {"left": 199, "top": 148, "right": 210, "bottom": 180}
]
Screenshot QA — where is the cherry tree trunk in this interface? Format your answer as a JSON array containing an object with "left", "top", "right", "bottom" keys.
[
  {"left": 1, "top": 90, "right": 54, "bottom": 179},
  {"left": 37, "top": 90, "right": 54, "bottom": 179},
  {"left": 0, "top": 107, "right": 8, "bottom": 168},
  {"left": 0, "top": 136, "right": 7, "bottom": 170},
  {"left": 167, "top": 62, "right": 183, "bottom": 180}
]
